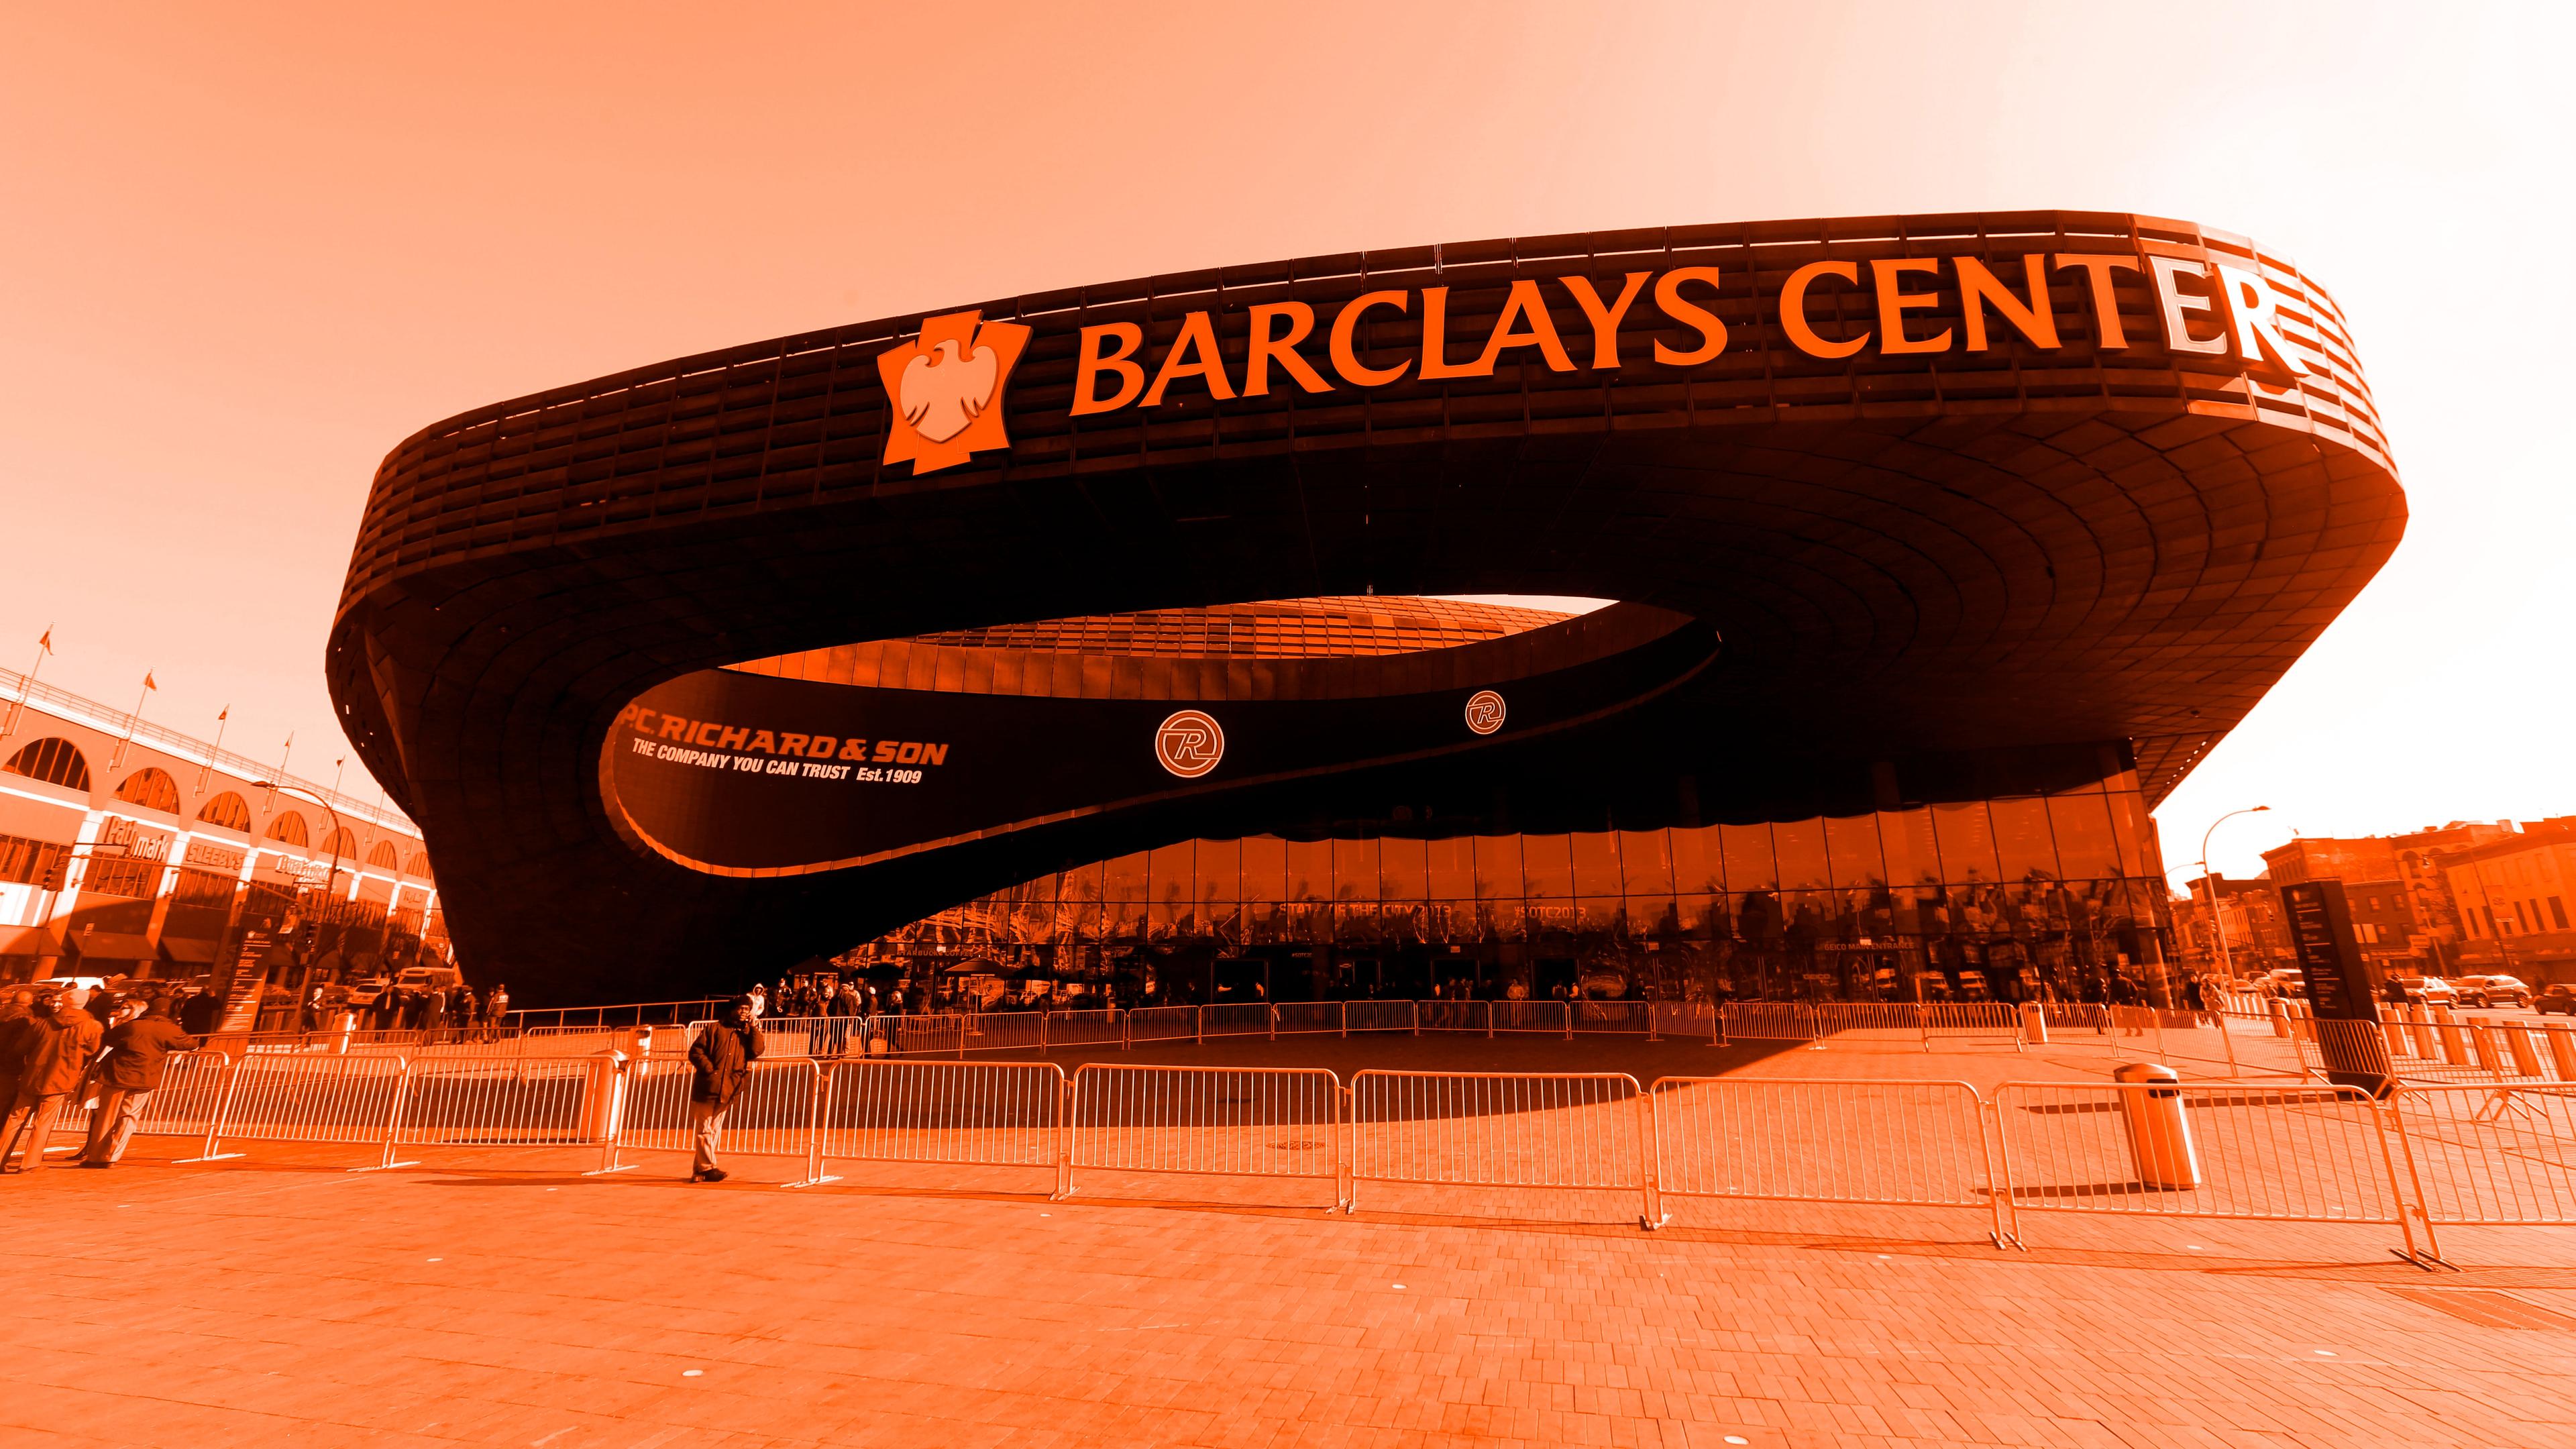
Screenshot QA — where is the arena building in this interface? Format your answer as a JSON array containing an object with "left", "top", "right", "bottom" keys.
[{"left": 328, "top": 211, "right": 2404, "bottom": 1006}]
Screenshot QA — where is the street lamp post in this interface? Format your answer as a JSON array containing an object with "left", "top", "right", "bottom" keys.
[
  {"left": 2197, "top": 806, "right": 2272, "bottom": 982},
  {"left": 250, "top": 780, "right": 350, "bottom": 1002}
]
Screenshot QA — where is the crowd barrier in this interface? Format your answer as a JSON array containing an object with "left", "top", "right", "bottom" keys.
[
  {"left": 2294, "top": 1008, "right": 2576, "bottom": 1090},
  {"left": 25, "top": 1044, "right": 2576, "bottom": 1264}
]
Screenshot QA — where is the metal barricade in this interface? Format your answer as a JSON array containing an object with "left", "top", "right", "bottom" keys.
[
  {"left": 1493, "top": 1000, "right": 1571, "bottom": 1034},
  {"left": 1721, "top": 1002, "right": 1818, "bottom": 1043},
  {"left": 1988, "top": 1079, "right": 2419, "bottom": 1257},
  {"left": 1650, "top": 1077, "right": 2002, "bottom": 1240},
  {"left": 1044, "top": 1008, "right": 1125, "bottom": 1048},
  {"left": 1126, "top": 1005, "right": 1202, "bottom": 1044},
  {"left": 1346, "top": 1070, "right": 1662, "bottom": 1226},
  {"left": 1570, "top": 1000, "right": 1654, "bottom": 1036},
  {"left": 395, "top": 1050, "right": 611, "bottom": 1148},
  {"left": 1814, "top": 1002, "right": 1923, "bottom": 1040},
  {"left": 1200, "top": 1003, "right": 1275, "bottom": 1040},
  {"left": 1652, "top": 1002, "right": 1719, "bottom": 1040},
  {"left": 814, "top": 1058, "right": 1067, "bottom": 1191},
  {"left": 186, "top": 1051, "right": 418, "bottom": 1171},
  {"left": 2383, "top": 1083, "right": 2576, "bottom": 1257},
  {"left": 885, "top": 1014, "right": 967, "bottom": 1057},
  {"left": 1415, "top": 999, "right": 1488, "bottom": 1035},
  {"left": 606, "top": 1053, "right": 824, "bottom": 1179},
  {"left": 1272, "top": 1002, "right": 1344, "bottom": 1036},
  {"left": 960, "top": 1012, "right": 1047, "bottom": 1054},
  {"left": 1066, "top": 1063, "right": 1341, "bottom": 1201},
  {"left": 1342, "top": 1000, "right": 1417, "bottom": 1035},
  {"left": 1921, "top": 1003, "right": 2023, "bottom": 1052}
]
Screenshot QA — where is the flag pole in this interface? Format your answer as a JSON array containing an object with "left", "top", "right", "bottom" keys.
[{"left": 2, "top": 626, "right": 52, "bottom": 744}]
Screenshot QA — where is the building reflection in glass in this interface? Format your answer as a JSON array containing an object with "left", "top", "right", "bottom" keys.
[{"left": 854, "top": 774, "right": 2176, "bottom": 1007}]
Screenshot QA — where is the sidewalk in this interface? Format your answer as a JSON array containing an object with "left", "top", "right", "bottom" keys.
[{"left": 5, "top": 1130, "right": 2574, "bottom": 1449}]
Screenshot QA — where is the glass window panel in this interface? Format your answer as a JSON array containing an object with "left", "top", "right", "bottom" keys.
[
  {"left": 2046, "top": 793, "right": 2122, "bottom": 879},
  {"left": 1378, "top": 836, "right": 1428, "bottom": 904},
  {"left": 1772, "top": 818, "right": 1829, "bottom": 890},
  {"left": 1332, "top": 838, "right": 1381, "bottom": 902},
  {"left": 1824, "top": 814, "right": 1886, "bottom": 890},
  {"left": 1670, "top": 825, "right": 1722, "bottom": 894},
  {"left": 1992, "top": 797, "right": 2057, "bottom": 881},
  {"left": 1525, "top": 899, "right": 1577, "bottom": 936},
  {"left": 1484, "top": 898, "right": 1527, "bottom": 941},
  {"left": 1277, "top": 901, "right": 1323, "bottom": 943},
  {"left": 1240, "top": 835, "right": 1286, "bottom": 904},
  {"left": 1426, "top": 900, "right": 1477, "bottom": 941},
  {"left": 1619, "top": 830, "right": 1674, "bottom": 897},
  {"left": 1520, "top": 834, "right": 1573, "bottom": 898},
  {"left": 1379, "top": 900, "right": 1424, "bottom": 943},
  {"left": 1057, "top": 861, "right": 1102, "bottom": 941},
  {"left": 1425, "top": 837, "right": 1475, "bottom": 899},
  {"left": 1104, "top": 851, "right": 1149, "bottom": 903},
  {"left": 1577, "top": 896, "right": 1624, "bottom": 932},
  {"left": 1334, "top": 902, "right": 1383, "bottom": 944},
  {"left": 1191, "top": 837, "right": 1238, "bottom": 910},
  {"left": 1571, "top": 833, "right": 1622, "bottom": 896},
  {"left": 1721, "top": 823, "right": 1777, "bottom": 892},
  {"left": 1240, "top": 897, "right": 1281, "bottom": 943},
  {"left": 1933, "top": 802, "right": 1999, "bottom": 883},
  {"left": 1879, "top": 807, "right": 1940, "bottom": 885},
  {"left": 1473, "top": 835, "right": 1522, "bottom": 899},
  {"left": 1148, "top": 840, "right": 1193, "bottom": 908},
  {"left": 1146, "top": 890, "right": 1185, "bottom": 938},
  {"left": 2105, "top": 791, "right": 2154, "bottom": 877},
  {"left": 1285, "top": 839, "right": 1330, "bottom": 902},
  {"left": 1200, "top": 900, "right": 1242, "bottom": 943}
]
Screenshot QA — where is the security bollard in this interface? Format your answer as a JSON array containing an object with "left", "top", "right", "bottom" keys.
[
  {"left": 2113, "top": 1061, "right": 2201, "bottom": 1189},
  {"left": 2381, "top": 1016, "right": 2408, "bottom": 1060},
  {"left": 2268, "top": 998, "right": 2292, "bottom": 1038},
  {"left": 2019, "top": 1000, "right": 2047, "bottom": 1045},
  {"left": 333, "top": 1010, "right": 358, "bottom": 1055},
  {"left": 2467, "top": 1022, "right": 2504, "bottom": 1075}
]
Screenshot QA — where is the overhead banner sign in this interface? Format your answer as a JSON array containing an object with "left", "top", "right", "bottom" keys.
[
  {"left": 604, "top": 625, "right": 1715, "bottom": 877},
  {"left": 881, "top": 250, "right": 2317, "bottom": 475}
]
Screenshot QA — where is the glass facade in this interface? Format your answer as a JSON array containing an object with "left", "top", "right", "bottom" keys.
[{"left": 854, "top": 773, "right": 2176, "bottom": 1006}]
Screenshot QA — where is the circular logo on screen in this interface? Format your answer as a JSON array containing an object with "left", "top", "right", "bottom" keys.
[
  {"left": 1464, "top": 690, "right": 1507, "bottom": 736},
  {"left": 1154, "top": 710, "right": 1226, "bottom": 777}
]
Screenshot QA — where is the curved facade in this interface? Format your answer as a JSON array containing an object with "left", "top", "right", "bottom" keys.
[{"left": 328, "top": 211, "right": 2404, "bottom": 1004}]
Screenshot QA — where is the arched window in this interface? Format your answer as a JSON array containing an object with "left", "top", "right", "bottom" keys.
[
  {"left": 408, "top": 852, "right": 434, "bottom": 883},
  {"left": 197, "top": 791, "right": 254, "bottom": 832},
  {"left": 368, "top": 840, "right": 400, "bottom": 870},
  {"left": 321, "top": 826, "right": 358, "bottom": 859},
  {"left": 113, "top": 767, "right": 180, "bottom": 814},
  {"left": 266, "top": 810, "right": 309, "bottom": 847},
  {"left": 2, "top": 737, "right": 91, "bottom": 792}
]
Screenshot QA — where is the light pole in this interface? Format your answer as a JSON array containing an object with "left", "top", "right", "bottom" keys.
[
  {"left": 252, "top": 780, "right": 350, "bottom": 998},
  {"left": 2197, "top": 806, "right": 2271, "bottom": 981}
]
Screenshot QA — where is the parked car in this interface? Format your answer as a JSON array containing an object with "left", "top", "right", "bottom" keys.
[
  {"left": 2455, "top": 975, "right": 2532, "bottom": 1009},
  {"left": 2536, "top": 984, "right": 2576, "bottom": 1016},
  {"left": 2389, "top": 975, "right": 2459, "bottom": 1007}
]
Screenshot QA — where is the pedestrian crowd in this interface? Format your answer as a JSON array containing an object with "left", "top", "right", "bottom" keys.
[{"left": 0, "top": 983, "right": 202, "bottom": 1173}]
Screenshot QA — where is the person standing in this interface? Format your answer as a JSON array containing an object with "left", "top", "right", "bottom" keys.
[
  {"left": 486, "top": 982, "right": 511, "bottom": 1028},
  {"left": 76, "top": 996, "right": 201, "bottom": 1167},
  {"left": 0, "top": 991, "right": 104, "bottom": 1173},
  {"left": 686, "top": 997, "right": 764, "bottom": 1183},
  {"left": 744, "top": 983, "right": 767, "bottom": 1020}
]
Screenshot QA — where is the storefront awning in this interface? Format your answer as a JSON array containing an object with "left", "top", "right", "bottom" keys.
[
  {"left": 67, "top": 932, "right": 159, "bottom": 963},
  {"left": 158, "top": 936, "right": 219, "bottom": 965}
]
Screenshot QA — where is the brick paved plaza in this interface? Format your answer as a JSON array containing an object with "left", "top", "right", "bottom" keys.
[{"left": 10, "top": 1031, "right": 2576, "bottom": 1449}]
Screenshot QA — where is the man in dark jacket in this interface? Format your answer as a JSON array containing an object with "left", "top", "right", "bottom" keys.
[
  {"left": 77, "top": 997, "right": 201, "bottom": 1167},
  {"left": 0, "top": 991, "right": 103, "bottom": 1173},
  {"left": 685, "top": 997, "right": 764, "bottom": 1183}
]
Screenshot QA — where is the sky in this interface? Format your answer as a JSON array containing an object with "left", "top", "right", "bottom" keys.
[{"left": 1, "top": 1, "right": 2569, "bottom": 885}]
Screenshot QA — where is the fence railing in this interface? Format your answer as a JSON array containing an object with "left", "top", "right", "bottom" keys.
[{"left": 35, "top": 1045, "right": 2576, "bottom": 1264}]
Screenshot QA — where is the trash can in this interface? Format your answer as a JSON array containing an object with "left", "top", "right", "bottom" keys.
[
  {"left": 2019, "top": 999, "right": 2047, "bottom": 1045},
  {"left": 2113, "top": 1061, "right": 2201, "bottom": 1189}
]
